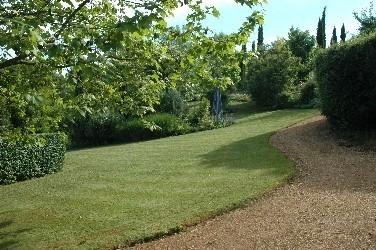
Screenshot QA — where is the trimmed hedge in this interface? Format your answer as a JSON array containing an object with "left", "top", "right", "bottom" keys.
[
  {"left": 0, "top": 133, "right": 66, "bottom": 185},
  {"left": 315, "top": 32, "right": 376, "bottom": 130}
]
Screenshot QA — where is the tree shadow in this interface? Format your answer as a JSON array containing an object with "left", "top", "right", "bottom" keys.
[
  {"left": 226, "top": 101, "right": 277, "bottom": 120},
  {"left": 0, "top": 220, "right": 31, "bottom": 249},
  {"left": 200, "top": 133, "right": 289, "bottom": 171}
]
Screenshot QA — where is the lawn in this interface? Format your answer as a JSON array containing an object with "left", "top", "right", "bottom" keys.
[{"left": 0, "top": 109, "right": 318, "bottom": 249}]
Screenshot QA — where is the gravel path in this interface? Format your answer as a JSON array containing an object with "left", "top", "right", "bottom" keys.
[{"left": 130, "top": 116, "right": 376, "bottom": 250}]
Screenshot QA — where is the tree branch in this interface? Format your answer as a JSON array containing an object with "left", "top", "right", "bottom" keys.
[
  {"left": 56, "top": 0, "right": 91, "bottom": 37},
  {"left": 0, "top": 55, "right": 28, "bottom": 70}
]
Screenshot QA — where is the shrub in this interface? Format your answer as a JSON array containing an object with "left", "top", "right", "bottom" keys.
[
  {"left": 299, "top": 73, "right": 319, "bottom": 107},
  {"left": 246, "top": 39, "right": 303, "bottom": 108},
  {"left": 68, "top": 112, "right": 120, "bottom": 148},
  {"left": 0, "top": 133, "right": 66, "bottom": 185},
  {"left": 315, "top": 32, "right": 376, "bottom": 130},
  {"left": 145, "top": 113, "right": 191, "bottom": 137},
  {"left": 185, "top": 98, "right": 214, "bottom": 130},
  {"left": 158, "top": 89, "right": 187, "bottom": 117},
  {"left": 117, "top": 113, "right": 191, "bottom": 142}
]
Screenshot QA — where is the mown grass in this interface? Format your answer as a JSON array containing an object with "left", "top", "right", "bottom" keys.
[{"left": 0, "top": 109, "right": 318, "bottom": 249}]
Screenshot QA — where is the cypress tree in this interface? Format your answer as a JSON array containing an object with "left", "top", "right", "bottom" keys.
[
  {"left": 316, "top": 7, "right": 327, "bottom": 48},
  {"left": 240, "top": 44, "right": 247, "bottom": 84},
  {"left": 317, "top": 18, "right": 323, "bottom": 47},
  {"left": 340, "top": 23, "right": 346, "bottom": 42},
  {"left": 252, "top": 41, "right": 256, "bottom": 52},
  {"left": 321, "top": 7, "right": 327, "bottom": 48},
  {"left": 257, "top": 25, "right": 264, "bottom": 47},
  {"left": 331, "top": 26, "right": 337, "bottom": 45}
]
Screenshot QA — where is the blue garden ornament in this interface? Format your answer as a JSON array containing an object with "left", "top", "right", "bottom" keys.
[{"left": 213, "top": 87, "right": 222, "bottom": 121}]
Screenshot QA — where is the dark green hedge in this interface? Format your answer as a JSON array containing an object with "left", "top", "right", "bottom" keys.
[
  {"left": 0, "top": 133, "right": 66, "bottom": 185},
  {"left": 315, "top": 32, "right": 376, "bottom": 130},
  {"left": 116, "top": 113, "right": 192, "bottom": 142}
]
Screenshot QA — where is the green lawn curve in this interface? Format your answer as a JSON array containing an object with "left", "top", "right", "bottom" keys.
[{"left": 0, "top": 109, "right": 318, "bottom": 249}]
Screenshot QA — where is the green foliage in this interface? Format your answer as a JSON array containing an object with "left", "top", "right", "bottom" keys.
[
  {"left": 0, "top": 133, "right": 66, "bottom": 185},
  {"left": 340, "top": 23, "right": 347, "bottom": 42},
  {"left": 257, "top": 25, "right": 264, "bottom": 47},
  {"left": 0, "top": 64, "right": 65, "bottom": 139},
  {"left": 299, "top": 74, "right": 319, "bottom": 107},
  {"left": 158, "top": 89, "right": 187, "bottom": 116},
  {"left": 185, "top": 98, "right": 214, "bottom": 130},
  {"left": 330, "top": 26, "right": 338, "bottom": 45},
  {"left": 240, "top": 44, "right": 247, "bottom": 84},
  {"left": 287, "top": 27, "right": 316, "bottom": 62},
  {"left": 317, "top": 18, "right": 322, "bottom": 47},
  {"left": 246, "top": 39, "right": 303, "bottom": 108},
  {"left": 67, "top": 111, "right": 120, "bottom": 148},
  {"left": 316, "top": 7, "right": 327, "bottom": 48},
  {"left": 354, "top": 1, "right": 376, "bottom": 34},
  {"left": 0, "top": 0, "right": 264, "bottom": 142},
  {"left": 322, "top": 7, "right": 327, "bottom": 48},
  {"left": 315, "top": 32, "right": 376, "bottom": 130},
  {"left": 117, "top": 113, "right": 191, "bottom": 142}
]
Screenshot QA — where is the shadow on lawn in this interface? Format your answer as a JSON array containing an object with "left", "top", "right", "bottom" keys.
[
  {"left": 200, "top": 133, "right": 288, "bottom": 171},
  {"left": 0, "top": 220, "right": 31, "bottom": 249}
]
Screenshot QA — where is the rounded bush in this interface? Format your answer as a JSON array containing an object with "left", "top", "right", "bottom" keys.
[{"left": 246, "top": 40, "right": 302, "bottom": 108}]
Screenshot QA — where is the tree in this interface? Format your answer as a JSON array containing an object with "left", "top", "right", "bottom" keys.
[
  {"left": 330, "top": 26, "right": 338, "bottom": 45},
  {"left": 317, "top": 18, "right": 323, "bottom": 47},
  {"left": 287, "top": 27, "right": 315, "bottom": 62},
  {"left": 0, "top": 0, "right": 265, "bottom": 139},
  {"left": 340, "top": 23, "right": 347, "bottom": 42},
  {"left": 316, "top": 7, "right": 327, "bottom": 48},
  {"left": 354, "top": 1, "right": 376, "bottom": 34},
  {"left": 240, "top": 44, "right": 247, "bottom": 85},
  {"left": 322, "top": 7, "right": 327, "bottom": 48},
  {"left": 257, "top": 25, "right": 264, "bottom": 47},
  {"left": 252, "top": 41, "right": 256, "bottom": 52}
]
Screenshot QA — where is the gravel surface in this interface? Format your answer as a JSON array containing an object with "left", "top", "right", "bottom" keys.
[{"left": 130, "top": 116, "right": 376, "bottom": 250}]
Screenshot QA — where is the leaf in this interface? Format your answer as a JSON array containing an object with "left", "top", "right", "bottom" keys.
[{"left": 212, "top": 8, "right": 220, "bottom": 18}]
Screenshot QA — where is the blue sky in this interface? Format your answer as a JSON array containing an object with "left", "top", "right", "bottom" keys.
[{"left": 168, "top": 0, "right": 371, "bottom": 44}]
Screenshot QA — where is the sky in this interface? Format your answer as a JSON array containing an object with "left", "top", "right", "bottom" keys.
[{"left": 168, "top": 0, "right": 371, "bottom": 44}]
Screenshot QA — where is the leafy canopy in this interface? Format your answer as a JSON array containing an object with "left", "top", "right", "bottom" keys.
[{"left": 0, "top": 0, "right": 265, "bottom": 140}]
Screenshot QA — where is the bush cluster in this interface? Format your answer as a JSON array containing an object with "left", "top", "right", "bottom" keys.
[
  {"left": 68, "top": 113, "right": 120, "bottom": 148},
  {"left": 315, "top": 32, "right": 376, "bottom": 130},
  {"left": 67, "top": 95, "right": 232, "bottom": 148},
  {"left": 116, "top": 113, "right": 192, "bottom": 142},
  {"left": 246, "top": 40, "right": 303, "bottom": 108},
  {"left": 0, "top": 133, "right": 66, "bottom": 185}
]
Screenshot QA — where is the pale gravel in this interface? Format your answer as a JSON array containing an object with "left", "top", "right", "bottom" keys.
[{"left": 129, "top": 116, "right": 376, "bottom": 250}]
